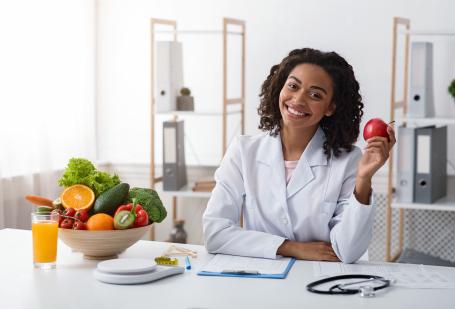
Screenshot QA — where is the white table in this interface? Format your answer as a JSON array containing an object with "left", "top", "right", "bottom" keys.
[{"left": 1, "top": 228, "right": 455, "bottom": 309}]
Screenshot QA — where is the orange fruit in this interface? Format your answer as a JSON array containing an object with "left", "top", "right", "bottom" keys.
[
  {"left": 86, "top": 213, "right": 114, "bottom": 231},
  {"left": 60, "top": 184, "right": 95, "bottom": 211}
]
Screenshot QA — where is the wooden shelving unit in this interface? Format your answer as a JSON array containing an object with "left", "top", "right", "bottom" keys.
[
  {"left": 386, "top": 17, "right": 455, "bottom": 262},
  {"left": 148, "top": 18, "right": 246, "bottom": 240}
]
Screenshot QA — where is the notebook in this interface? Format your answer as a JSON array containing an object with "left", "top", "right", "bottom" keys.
[{"left": 198, "top": 254, "right": 295, "bottom": 279}]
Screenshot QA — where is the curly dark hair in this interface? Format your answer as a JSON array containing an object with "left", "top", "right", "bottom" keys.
[{"left": 258, "top": 48, "right": 364, "bottom": 159}]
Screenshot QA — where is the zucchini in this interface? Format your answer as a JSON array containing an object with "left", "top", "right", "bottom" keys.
[{"left": 93, "top": 183, "right": 130, "bottom": 215}]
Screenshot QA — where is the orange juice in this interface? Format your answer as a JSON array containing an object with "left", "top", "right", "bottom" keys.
[{"left": 31, "top": 213, "right": 59, "bottom": 269}]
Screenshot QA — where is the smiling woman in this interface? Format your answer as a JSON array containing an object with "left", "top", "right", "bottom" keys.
[
  {"left": 203, "top": 48, "right": 395, "bottom": 263},
  {"left": 0, "top": 0, "right": 96, "bottom": 229}
]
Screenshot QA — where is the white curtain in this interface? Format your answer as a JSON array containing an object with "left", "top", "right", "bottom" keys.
[{"left": 0, "top": 0, "right": 96, "bottom": 229}]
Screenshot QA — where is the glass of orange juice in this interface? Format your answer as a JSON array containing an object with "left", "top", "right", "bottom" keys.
[{"left": 31, "top": 211, "right": 59, "bottom": 269}]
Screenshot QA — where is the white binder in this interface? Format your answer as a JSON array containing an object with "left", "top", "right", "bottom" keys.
[
  {"left": 156, "top": 41, "right": 183, "bottom": 112},
  {"left": 396, "top": 126, "right": 417, "bottom": 202},
  {"left": 408, "top": 42, "right": 435, "bottom": 118}
]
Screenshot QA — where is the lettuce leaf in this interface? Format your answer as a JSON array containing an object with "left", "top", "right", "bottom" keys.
[{"left": 58, "top": 158, "right": 120, "bottom": 196}]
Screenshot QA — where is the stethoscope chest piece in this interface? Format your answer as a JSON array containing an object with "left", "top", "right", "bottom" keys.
[{"left": 359, "top": 285, "right": 375, "bottom": 298}]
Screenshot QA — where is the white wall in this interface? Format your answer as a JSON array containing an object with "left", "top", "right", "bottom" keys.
[{"left": 0, "top": 0, "right": 97, "bottom": 176}]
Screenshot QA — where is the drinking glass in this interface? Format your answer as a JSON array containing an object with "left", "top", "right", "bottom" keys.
[{"left": 31, "top": 212, "right": 59, "bottom": 269}]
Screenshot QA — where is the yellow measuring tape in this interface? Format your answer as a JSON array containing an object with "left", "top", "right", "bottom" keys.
[{"left": 154, "top": 256, "right": 179, "bottom": 266}]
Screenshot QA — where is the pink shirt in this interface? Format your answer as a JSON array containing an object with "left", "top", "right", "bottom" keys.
[{"left": 284, "top": 160, "right": 298, "bottom": 185}]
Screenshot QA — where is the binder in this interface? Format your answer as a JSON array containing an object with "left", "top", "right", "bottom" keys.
[
  {"left": 414, "top": 126, "right": 447, "bottom": 203},
  {"left": 156, "top": 41, "right": 183, "bottom": 112},
  {"left": 396, "top": 126, "right": 417, "bottom": 202},
  {"left": 163, "top": 120, "right": 187, "bottom": 191},
  {"left": 408, "top": 42, "right": 435, "bottom": 118},
  {"left": 197, "top": 254, "right": 295, "bottom": 279}
]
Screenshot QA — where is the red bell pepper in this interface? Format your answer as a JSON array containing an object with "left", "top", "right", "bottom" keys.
[
  {"left": 114, "top": 200, "right": 148, "bottom": 228},
  {"left": 133, "top": 208, "right": 149, "bottom": 228}
]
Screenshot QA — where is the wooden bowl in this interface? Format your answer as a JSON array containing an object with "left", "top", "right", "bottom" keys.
[{"left": 58, "top": 225, "right": 152, "bottom": 260}]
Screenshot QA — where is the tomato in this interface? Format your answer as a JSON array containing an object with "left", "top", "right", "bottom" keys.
[
  {"left": 52, "top": 209, "right": 64, "bottom": 225},
  {"left": 73, "top": 221, "right": 87, "bottom": 230},
  {"left": 63, "top": 208, "right": 76, "bottom": 217},
  {"left": 75, "top": 209, "right": 89, "bottom": 223},
  {"left": 60, "top": 218, "right": 74, "bottom": 229}
]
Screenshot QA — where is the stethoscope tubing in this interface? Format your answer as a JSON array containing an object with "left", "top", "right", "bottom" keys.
[{"left": 306, "top": 274, "right": 391, "bottom": 295}]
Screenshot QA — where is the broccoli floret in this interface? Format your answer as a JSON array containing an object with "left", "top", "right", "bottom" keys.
[{"left": 127, "top": 188, "right": 167, "bottom": 223}]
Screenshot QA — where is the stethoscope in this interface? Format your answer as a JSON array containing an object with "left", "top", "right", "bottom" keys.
[{"left": 306, "top": 274, "right": 393, "bottom": 297}]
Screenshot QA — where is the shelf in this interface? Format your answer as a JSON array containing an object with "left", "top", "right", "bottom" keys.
[
  {"left": 154, "top": 30, "right": 243, "bottom": 36},
  {"left": 154, "top": 182, "right": 212, "bottom": 199},
  {"left": 395, "top": 117, "right": 455, "bottom": 126},
  {"left": 156, "top": 110, "right": 241, "bottom": 116},
  {"left": 399, "top": 29, "right": 455, "bottom": 36},
  {"left": 392, "top": 195, "right": 455, "bottom": 211}
]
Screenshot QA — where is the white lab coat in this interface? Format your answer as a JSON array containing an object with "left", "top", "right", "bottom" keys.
[{"left": 202, "top": 127, "right": 375, "bottom": 263}]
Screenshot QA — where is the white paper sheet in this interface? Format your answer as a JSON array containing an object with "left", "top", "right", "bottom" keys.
[
  {"left": 201, "top": 254, "right": 292, "bottom": 275},
  {"left": 313, "top": 261, "right": 455, "bottom": 289}
]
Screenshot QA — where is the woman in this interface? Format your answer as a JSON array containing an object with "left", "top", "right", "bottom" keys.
[{"left": 203, "top": 48, "right": 395, "bottom": 263}]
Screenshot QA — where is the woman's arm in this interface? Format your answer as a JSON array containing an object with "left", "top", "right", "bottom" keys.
[
  {"left": 355, "top": 125, "right": 396, "bottom": 204},
  {"left": 354, "top": 177, "right": 372, "bottom": 205},
  {"left": 203, "top": 137, "right": 286, "bottom": 259},
  {"left": 329, "top": 126, "right": 396, "bottom": 263}
]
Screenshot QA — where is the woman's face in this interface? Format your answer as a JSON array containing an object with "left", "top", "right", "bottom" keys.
[{"left": 279, "top": 63, "right": 335, "bottom": 131}]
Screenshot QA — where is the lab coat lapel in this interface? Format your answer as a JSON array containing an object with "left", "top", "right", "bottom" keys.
[
  {"left": 286, "top": 127, "right": 328, "bottom": 199},
  {"left": 256, "top": 133, "right": 287, "bottom": 207}
]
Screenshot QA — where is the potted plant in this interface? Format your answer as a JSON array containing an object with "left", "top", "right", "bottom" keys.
[
  {"left": 177, "top": 87, "right": 194, "bottom": 111},
  {"left": 449, "top": 79, "right": 455, "bottom": 101}
]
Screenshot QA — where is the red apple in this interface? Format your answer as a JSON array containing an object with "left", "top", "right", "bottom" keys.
[{"left": 363, "top": 118, "right": 389, "bottom": 141}]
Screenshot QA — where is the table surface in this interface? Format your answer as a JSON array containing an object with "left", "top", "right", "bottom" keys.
[{"left": 1, "top": 228, "right": 455, "bottom": 309}]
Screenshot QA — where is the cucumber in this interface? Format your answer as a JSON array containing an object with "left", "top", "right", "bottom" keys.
[
  {"left": 93, "top": 183, "right": 130, "bottom": 215},
  {"left": 35, "top": 206, "right": 53, "bottom": 214}
]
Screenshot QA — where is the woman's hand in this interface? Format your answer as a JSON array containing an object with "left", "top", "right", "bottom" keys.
[
  {"left": 277, "top": 240, "right": 340, "bottom": 262},
  {"left": 357, "top": 125, "right": 396, "bottom": 180},
  {"left": 354, "top": 125, "right": 396, "bottom": 204}
]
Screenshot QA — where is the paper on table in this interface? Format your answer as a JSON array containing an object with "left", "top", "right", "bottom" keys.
[
  {"left": 313, "top": 261, "right": 455, "bottom": 289},
  {"left": 201, "top": 254, "right": 292, "bottom": 275}
]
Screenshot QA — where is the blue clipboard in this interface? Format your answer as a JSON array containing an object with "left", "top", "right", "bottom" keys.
[{"left": 197, "top": 258, "right": 295, "bottom": 279}]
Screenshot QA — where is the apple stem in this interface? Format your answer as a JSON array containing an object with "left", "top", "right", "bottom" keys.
[{"left": 388, "top": 121, "right": 395, "bottom": 125}]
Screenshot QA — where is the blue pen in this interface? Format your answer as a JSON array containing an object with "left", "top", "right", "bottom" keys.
[{"left": 185, "top": 256, "right": 191, "bottom": 270}]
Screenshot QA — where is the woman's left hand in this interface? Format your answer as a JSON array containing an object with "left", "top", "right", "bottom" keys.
[{"left": 357, "top": 125, "right": 396, "bottom": 180}]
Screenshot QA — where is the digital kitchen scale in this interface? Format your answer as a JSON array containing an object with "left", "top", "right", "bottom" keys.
[{"left": 94, "top": 258, "right": 184, "bottom": 285}]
